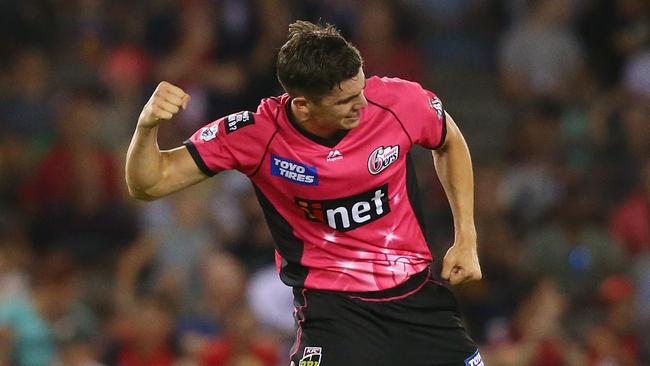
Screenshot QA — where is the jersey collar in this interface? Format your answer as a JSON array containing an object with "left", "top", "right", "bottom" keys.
[{"left": 284, "top": 99, "right": 350, "bottom": 148}]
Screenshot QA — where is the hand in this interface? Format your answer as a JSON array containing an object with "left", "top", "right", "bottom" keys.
[
  {"left": 138, "top": 81, "right": 191, "bottom": 129},
  {"left": 441, "top": 237, "right": 482, "bottom": 286}
]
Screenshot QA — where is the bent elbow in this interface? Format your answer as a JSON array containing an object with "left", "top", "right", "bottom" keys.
[
  {"left": 126, "top": 186, "right": 157, "bottom": 201},
  {"left": 125, "top": 179, "right": 159, "bottom": 201}
]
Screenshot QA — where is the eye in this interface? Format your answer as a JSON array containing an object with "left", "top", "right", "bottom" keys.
[{"left": 336, "top": 94, "right": 359, "bottom": 105}]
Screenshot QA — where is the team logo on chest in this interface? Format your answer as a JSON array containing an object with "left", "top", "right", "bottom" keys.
[
  {"left": 271, "top": 155, "right": 319, "bottom": 185},
  {"left": 367, "top": 145, "right": 400, "bottom": 175}
]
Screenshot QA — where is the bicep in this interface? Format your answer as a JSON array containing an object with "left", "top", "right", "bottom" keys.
[
  {"left": 145, "top": 146, "right": 209, "bottom": 199},
  {"left": 435, "top": 112, "right": 463, "bottom": 152}
]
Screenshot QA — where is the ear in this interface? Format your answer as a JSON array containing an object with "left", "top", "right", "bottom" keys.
[
  {"left": 293, "top": 97, "right": 308, "bottom": 108},
  {"left": 292, "top": 97, "right": 310, "bottom": 113}
]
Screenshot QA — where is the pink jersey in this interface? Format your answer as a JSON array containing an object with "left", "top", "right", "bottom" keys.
[{"left": 185, "top": 76, "right": 447, "bottom": 292}]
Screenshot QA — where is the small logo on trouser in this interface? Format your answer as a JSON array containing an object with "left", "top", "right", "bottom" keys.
[
  {"left": 300, "top": 346, "right": 322, "bottom": 366},
  {"left": 465, "top": 350, "right": 484, "bottom": 366}
]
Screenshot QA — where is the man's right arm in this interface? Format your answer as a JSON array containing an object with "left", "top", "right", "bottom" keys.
[{"left": 125, "top": 81, "right": 208, "bottom": 201}]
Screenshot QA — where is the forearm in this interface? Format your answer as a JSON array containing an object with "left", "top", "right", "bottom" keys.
[
  {"left": 433, "top": 118, "right": 476, "bottom": 242},
  {"left": 125, "top": 81, "right": 199, "bottom": 200},
  {"left": 125, "top": 125, "right": 164, "bottom": 200}
]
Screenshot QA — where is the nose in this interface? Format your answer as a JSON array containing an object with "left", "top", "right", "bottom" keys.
[
  {"left": 355, "top": 92, "right": 368, "bottom": 110},
  {"left": 360, "top": 92, "right": 368, "bottom": 107}
]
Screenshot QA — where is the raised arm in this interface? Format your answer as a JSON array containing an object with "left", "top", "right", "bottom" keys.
[
  {"left": 125, "top": 81, "right": 208, "bottom": 201},
  {"left": 433, "top": 112, "right": 482, "bottom": 285}
]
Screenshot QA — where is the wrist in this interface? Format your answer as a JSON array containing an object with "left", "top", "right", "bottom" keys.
[
  {"left": 454, "top": 227, "right": 477, "bottom": 246},
  {"left": 455, "top": 225, "right": 476, "bottom": 238},
  {"left": 136, "top": 122, "right": 157, "bottom": 132}
]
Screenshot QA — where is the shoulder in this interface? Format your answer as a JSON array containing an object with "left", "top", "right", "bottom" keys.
[
  {"left": 185, "top": 95, "right": 287, "bottom": 176},
  {"left": 229, "top": 96, "right": 284, "bottom": 134},
  {"left": 365, "top": 76, "right": 432, "bottom": 104},
  {"left": 364, "top": 76, "right": 447, "bottom": 149},
  {"left": 204, "top": 95, "right": 285, "bottom": 142},
  {"left": 365, "top": 76, "right": 442, "bottom": 117},
  {"left": 364, "top": 76, "right": 441, "bottom": 114}
]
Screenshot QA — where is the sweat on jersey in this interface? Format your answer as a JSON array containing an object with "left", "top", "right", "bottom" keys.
[{"left": 184, "top": 76, "right": 447, "bottom": 292}]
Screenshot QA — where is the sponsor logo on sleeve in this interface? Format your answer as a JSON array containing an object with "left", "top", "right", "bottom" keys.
[
  {"left": 429, "top": 96, "right": 443, "bottom": 120},
  {"left": 295, "top": 185, "right": 390, "bottom": 231},
  {"left": 300, "top": 347, "right": 322, "bottom": 366},
  {"left": 225, "top": 111, "right": 255, "bottom": 134},
  {"left": 464, "top": 350, "right": 484, "bottom": 366},
  {"left": 367, "top": 145, "right": 400, "bottom": 175},
  {"left": 271, "top": 155, "right": 319, "bottom": 186},
  {"left": 199, "top": 125, "right": 218, "bottom": 141}
]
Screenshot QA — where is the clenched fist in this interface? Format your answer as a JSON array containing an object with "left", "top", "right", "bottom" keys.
[{"left": 138, "top": 81, "right": 191, "bottom": 129}]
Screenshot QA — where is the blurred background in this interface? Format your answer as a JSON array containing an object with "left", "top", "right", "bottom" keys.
[{"left": 0, "top": 0, "right": 649, "bottom": 365}]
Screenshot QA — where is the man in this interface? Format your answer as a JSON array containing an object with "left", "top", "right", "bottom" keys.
[{"left": 126, "top": 21, "right": 483, "bottom": 366}]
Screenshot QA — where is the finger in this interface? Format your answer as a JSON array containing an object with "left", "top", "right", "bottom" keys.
[
  {"left": 159, "top": 90, "right": 185, "bottom": 107},
  {"left": 155, "top": 100, "right": 180, "bottom": 115},
  {"left": 441, "top": 260, "right": 453, "bottom": 280},
  {"left": 151, "top": 105, "right": 174, "bottom": 120},
  {"left": 449, "top": 267, "right": 466, "bottom": 286},
  {"left": 181, "top": 94, "right": 191, "bottom": 110},
  {"left": 159, "top": 81, "right": 187, "bottom": 98},
  {"left": 452, "top": 269, "right": 482, "bottom": 286},
  {"left": 468, "top": 270, "right": 482, "bottom": 281}
]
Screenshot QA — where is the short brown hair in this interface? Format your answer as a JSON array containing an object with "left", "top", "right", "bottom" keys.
[{"left": 276, "top": 21, "right": 362, "bottom": 101}]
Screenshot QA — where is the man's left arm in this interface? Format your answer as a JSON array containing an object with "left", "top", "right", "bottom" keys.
[{"left": 433, "top": 112, "right": 482, "bottom": 286}]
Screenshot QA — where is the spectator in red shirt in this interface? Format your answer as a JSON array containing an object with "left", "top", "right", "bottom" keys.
[
  {"left": 609, "top": 157, "right": 650, "bottom": 255},
  {"left": 21, "top": 91, "right": 137, "bottom": 260},
  {"left": 200, "top": 308, "right": 279, "bottom": 366}
]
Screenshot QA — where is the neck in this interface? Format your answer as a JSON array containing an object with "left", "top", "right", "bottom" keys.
[{"left": 290, "top": 101, "right": 338, "bottom": 139}]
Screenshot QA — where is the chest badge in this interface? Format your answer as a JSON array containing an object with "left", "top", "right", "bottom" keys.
[{"left": 367, "top": 145, "right": 400, "bottom": 175}]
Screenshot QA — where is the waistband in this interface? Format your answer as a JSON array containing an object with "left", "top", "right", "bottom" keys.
[{"left": 295, "top": 267, "right": 432, "bottom": 301}]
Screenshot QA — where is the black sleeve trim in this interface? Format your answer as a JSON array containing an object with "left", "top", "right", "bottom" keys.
[
  {"left": 432, "top": 111, "right": 447, "bottom": 150},
  {"left": 183, "top": 140, "right": 217, "bottom": 177}
]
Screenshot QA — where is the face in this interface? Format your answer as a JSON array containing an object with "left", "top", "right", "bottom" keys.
[{"left": 307, "top": 68, "right": 368, "bottom": 132}]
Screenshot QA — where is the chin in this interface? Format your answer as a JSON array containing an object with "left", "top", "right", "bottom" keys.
[{"left": 341, "top": 118, "right": 360, "bottom": 129}]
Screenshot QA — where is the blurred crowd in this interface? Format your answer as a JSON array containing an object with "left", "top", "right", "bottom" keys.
[{"left": 0, "top": 0, "right": 648, "bottom": 365}]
